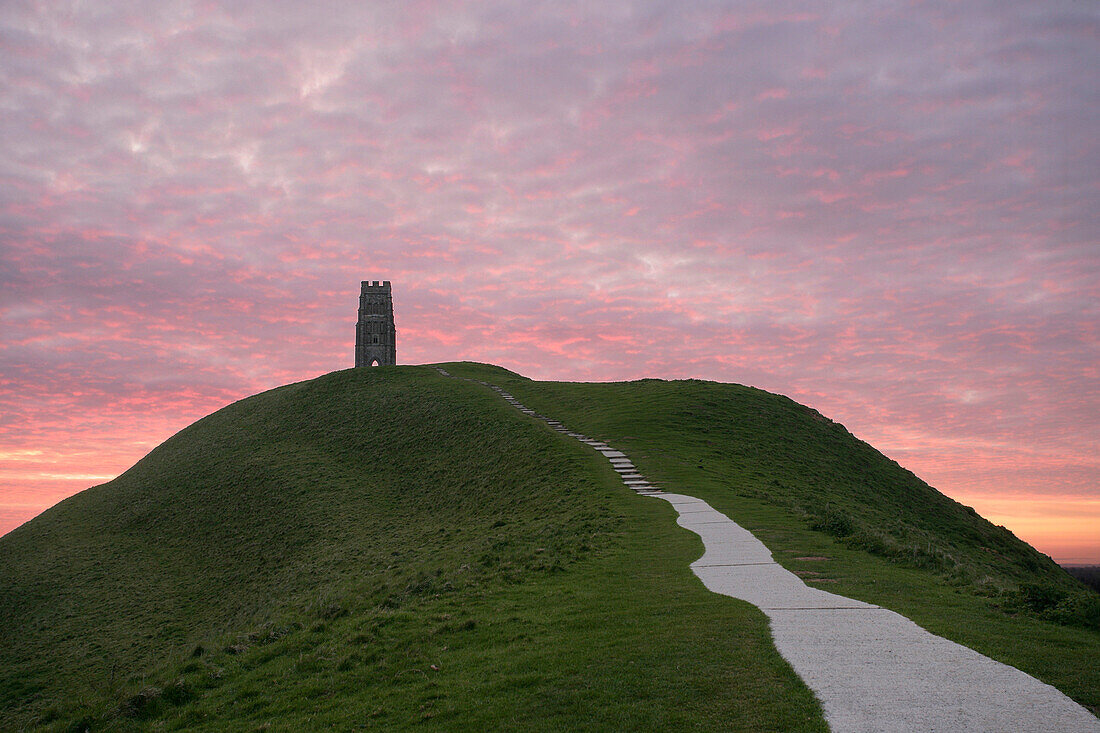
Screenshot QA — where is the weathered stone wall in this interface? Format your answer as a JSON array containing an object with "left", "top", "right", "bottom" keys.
[{"left": 355, "top": 280, "right": 396, "bottom": 367}]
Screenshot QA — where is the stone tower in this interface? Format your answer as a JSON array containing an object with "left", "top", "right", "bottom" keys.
[{"left": 355, "top": 280, "right": 396, "bottom": 367}]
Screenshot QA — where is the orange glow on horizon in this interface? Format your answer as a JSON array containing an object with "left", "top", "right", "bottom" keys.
[{"left": 948, "top": 493, "right": 1100, "bottom": 565}]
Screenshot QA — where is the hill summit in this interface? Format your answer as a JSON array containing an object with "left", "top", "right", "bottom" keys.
[{"left": 1, "top": 363, "right": 1096, "bottom": 730}]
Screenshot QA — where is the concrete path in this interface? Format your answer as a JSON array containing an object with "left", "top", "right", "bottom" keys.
[
  {"left": 435, "top": 369, "right": 1100, "bottom": 732},
  {"left": 668, "top": 490, "right": 1099, "bottom": 732}
]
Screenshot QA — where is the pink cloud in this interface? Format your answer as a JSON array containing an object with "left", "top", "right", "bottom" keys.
[{"left": 1, "top": 0, "right": 1098, "bottom": 561}]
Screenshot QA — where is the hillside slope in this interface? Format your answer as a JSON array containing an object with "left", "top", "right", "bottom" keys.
[
  {"left": 2, "top": 363, "right": 1096, "bottom": 729},
  {"left": 0, "top": 366, "right": 822, "bottom": 731},
  {"left": 444, "top": 362, "right": 1100, "bottom": 714}
]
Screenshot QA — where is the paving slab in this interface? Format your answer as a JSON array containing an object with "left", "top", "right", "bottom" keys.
[
  {"left": 674, "top": 508, "right": 739, "bottom": 527},
  {"left": 688, "top": 522, "right": 771, "bottom": 543},
  {"left": 660, "top": 496, "right": 709, "bottom": 507},
  {"left": 690, "top": 548, "right": 776, "bottom": 567},
  {"left": 690, "top": 538, "right": 776, "bottom": 567},
  {"left": 692, "top": 564, "right": 878, "bottom": 610}
]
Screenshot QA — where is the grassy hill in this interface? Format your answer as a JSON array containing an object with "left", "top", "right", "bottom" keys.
[
  {"left": 1, "top": 363, "right": 1096, "bottom": 730},
  {"left": 444, "top": 363, "right": 1100, "bottom": 710}
]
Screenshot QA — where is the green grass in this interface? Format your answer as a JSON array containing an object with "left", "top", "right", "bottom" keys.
[
  {"left": 4, "top": 361, "right": 1097, "bottom": 730},
  {"left": 442, "top": 362, "right": 1100, "bottom": 716},
  {"left": 1, "top": 366, "right": 823, "bottom": 731}
]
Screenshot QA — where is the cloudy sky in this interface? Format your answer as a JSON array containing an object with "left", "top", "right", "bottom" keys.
[{"left": 2, "top": 1, "right": 1097, "bottom": 561}]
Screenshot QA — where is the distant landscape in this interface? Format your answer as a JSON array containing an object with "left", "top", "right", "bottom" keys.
[{"left": 1064, "top": 566, "right": 1100, "bottom": 594}]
